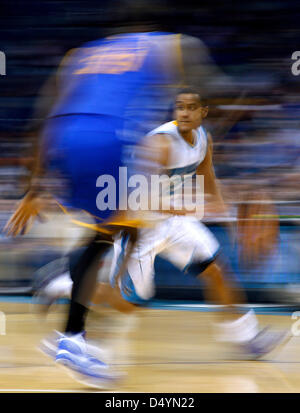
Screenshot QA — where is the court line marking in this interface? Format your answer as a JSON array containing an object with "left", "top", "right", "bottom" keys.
[
  {"left": 0, "top": 389, "right": 124, "bottom": 393},
  {"left": 0, "top": 296, "right": 297, "bottom": 316}
]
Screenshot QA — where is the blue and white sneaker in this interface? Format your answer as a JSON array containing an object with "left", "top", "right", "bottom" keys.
[
  {"left": 237, "top": 327, "right": 290, "bottom": 360},
  {"left": 55, "top": 333, "right": 121, "bottom": 389}
]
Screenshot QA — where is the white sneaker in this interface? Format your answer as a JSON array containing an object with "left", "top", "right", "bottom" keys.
[{"left": 55, "top": 332, "right": 122, "bottom": 389}]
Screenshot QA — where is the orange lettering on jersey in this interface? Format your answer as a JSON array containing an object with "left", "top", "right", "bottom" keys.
[{"left": 73, "top": 44, "right": 148, "bottom": 75}]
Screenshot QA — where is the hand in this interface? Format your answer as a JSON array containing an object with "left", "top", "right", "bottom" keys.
[
  {"left": 204, "top": 194, "right": 228, "bottom": 218},
  {"left": 237, "top": 198, "right": 279, "bottom": 267},
  {"left": 4, "top": 191, "right": 47, "bottom": 236}
]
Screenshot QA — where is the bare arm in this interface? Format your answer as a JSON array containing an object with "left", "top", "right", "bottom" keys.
[
  {"left": 138, "top": 133, "right": 170, "bottom": 169},
  {"left": 136, "top": 133, "right": 188, "bottom": 216},
  {"left": 4, "top": 50, "right": 76, "bottom": 236},
  {"left": 196, "top": 132, "right": 227, "bottom": 216}
]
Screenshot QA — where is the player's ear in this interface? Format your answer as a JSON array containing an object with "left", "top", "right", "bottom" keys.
[
  {"left": 172, "top": 105, "right": 177, "bottom": 120},
  {"left": 201, "top": 106, "right": 208, "bottom": 118}
]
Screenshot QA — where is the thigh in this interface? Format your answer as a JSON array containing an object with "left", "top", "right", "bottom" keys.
[
  {"left": 110, "top": 229, "right": 161, "bottom": 301},
  {"left": 161, "top": 216, "right": 220, "bottom": 270}
]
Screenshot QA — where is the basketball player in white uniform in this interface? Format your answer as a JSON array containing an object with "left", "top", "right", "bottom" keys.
[
  {"left": 93, "top": 90, "right": 288, "bottom": 357},
  {"left": 36, "top": 90, "right": 287, "bottom": 358},
  {"left": 105, "top": 91, "right": 229, "bottom": 307}
]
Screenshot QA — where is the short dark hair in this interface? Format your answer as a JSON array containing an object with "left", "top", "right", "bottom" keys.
[
  {"left": 104, "top": 0, "right": 172, "bottom": 34},
  {"left": 176, "top": 88, "right": 208, "bottom": 106}
]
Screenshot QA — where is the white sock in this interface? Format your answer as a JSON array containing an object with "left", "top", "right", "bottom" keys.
[
  {"left": 44, "top": 272, "right": 73, "bottom": 299},
  {"left": 214, "top": 310, "right": 259, "bottom": 343}
]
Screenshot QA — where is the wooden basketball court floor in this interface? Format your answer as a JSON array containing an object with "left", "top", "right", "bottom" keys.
[{"left": 0, "top": 300, "right": 299, "bottom": 393}]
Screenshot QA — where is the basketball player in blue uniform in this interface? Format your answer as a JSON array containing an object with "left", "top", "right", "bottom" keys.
[
  {"left": 5, "top": 31, "right": 187, "bottom": 388},
  {"left": 5, "top": 4, "right": 283, "bottom": 386}
]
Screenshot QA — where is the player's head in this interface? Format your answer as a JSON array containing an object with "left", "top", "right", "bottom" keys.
[
  {"left": 104, "top": 0, "right": 174, "bottom": 35},
  {"left": 174, "top": 89, "right": 208, "bottom": 134}
]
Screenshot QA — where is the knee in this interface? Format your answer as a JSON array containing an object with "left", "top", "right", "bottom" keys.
[
  {"left": 198, "top": 261, "right": 227, "bottom": 288},
  {"left": 186, "top": 252, "right": 220, "bottom": 278},
  {"left": 201, "top": 261, "right": 222, "bottom": 279}
]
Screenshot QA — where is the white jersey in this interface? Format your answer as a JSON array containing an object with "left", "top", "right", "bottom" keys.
[
  {"left": 147, "top": 120, "right": 208, "bottom": 215},
  {"left": 111, "top": 122, "right": 218, "bottom": 302},
  {"left": 148, "top": 120, "right": 208, "bottom": 170}
]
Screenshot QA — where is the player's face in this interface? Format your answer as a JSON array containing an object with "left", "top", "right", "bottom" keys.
[{"left": 175, "top": 94, "right": 208, "bottom": 134}]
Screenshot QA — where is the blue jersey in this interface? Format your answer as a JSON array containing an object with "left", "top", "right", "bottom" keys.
[
  {"left": 43, "top": 32, "right": 185, "bottom": 226},
  {"left": 50, "top": 32, "right": 182, "bottom": 130}
]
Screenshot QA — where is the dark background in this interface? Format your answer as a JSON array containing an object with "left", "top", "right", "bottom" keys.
[
  {"left": 0, "top": 0, "right": 299, "bottom": 298},
  {"left": 1, "top": 0, "right": 300, "bottom": 200}
]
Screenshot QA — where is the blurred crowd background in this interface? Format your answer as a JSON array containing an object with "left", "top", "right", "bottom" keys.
[
  {"left": 1, "top": 0, "right": 299, "bottom": 203},
  {"left": 0, "top": 0, "right": 299, "bottom": 298}
]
